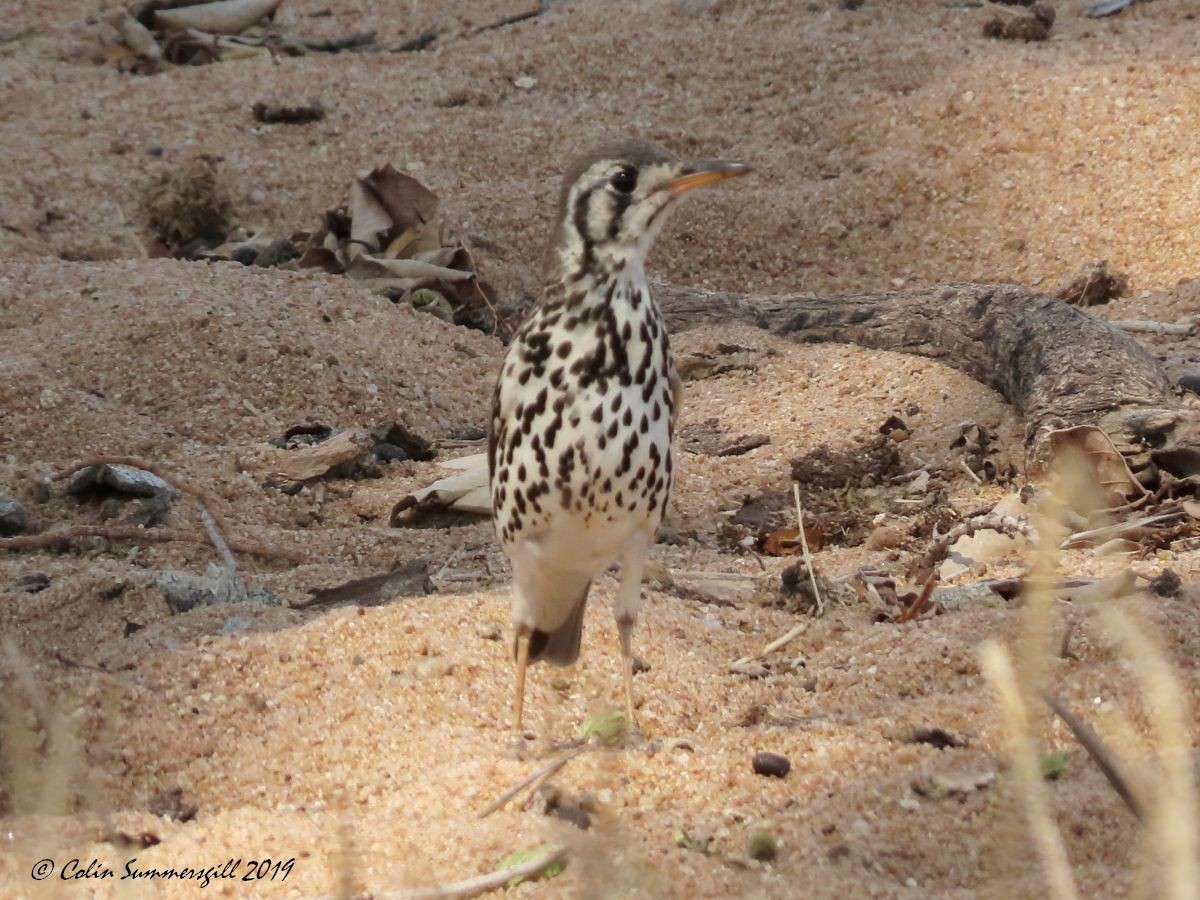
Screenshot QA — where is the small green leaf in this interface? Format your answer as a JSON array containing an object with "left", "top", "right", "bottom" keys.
[
  {"left": 1040, "top": 751, "right": 1068, "bottom": 780},
  {"left": 576, "top": 709, "right": 627, "bottom": 747},
  {"left": 499, "top": 847, "right": 566, "bottom": 888}
]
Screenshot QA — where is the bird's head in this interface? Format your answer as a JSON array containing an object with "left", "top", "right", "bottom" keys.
[{"left": 551, "top": 139, "right": 751, "bottom": 278}]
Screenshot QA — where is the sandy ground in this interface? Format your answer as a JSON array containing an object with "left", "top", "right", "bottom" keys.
[{"left": 2, "top": 0, "right": 1200, "bottom": 897}]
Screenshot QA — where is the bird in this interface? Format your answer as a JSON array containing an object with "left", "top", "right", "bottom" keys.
[{"left": 488, "top": 139, "right": 751, "bottom": 742}]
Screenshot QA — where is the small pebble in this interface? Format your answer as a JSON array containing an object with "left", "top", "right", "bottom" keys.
[
  {"left": 0, "top": 498, "right": 30, "bottom": 536},
  {"left": 11, "top": 572, "right": 50, "bottom": 593},
  {"left": 475, "top": 621, "right": 502, "bottom": 641},
  {"left": 752, "top": 751, "right": 791, "bottom": 778}
]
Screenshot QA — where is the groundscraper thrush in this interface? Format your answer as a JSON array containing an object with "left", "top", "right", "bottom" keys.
[{"left": 488, "top": 140, "right": 751, "bottom": 740}]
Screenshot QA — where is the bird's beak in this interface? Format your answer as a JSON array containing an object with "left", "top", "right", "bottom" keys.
[{"left": 665, "top": 160, "right": 752, "bottom": 197}]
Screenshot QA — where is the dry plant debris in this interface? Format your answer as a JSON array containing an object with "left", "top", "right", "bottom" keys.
[
  {"left": 1053, "top": 260, "right": 1130, "bottom": 306},
  {"left": 139, "top": 155, "right": 233, "bottom": 253},
  {"left": 251, "top": 98, "right": 325, "bottom": 124},
  {"left": 296, "top": 165, "right": 499, "bottom": 331},
  {"left": 98, "top": 0, "right": 432, "bottom": 71},
  {"left": 982, "top": 3, "right": 1056, "bottom": 42}
]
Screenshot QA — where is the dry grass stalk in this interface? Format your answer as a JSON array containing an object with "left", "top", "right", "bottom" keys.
[
  {"left": 791, "top": 481, "right": 824, "bottom": 615},
  {"left": 1099, "top": 609, "right": 1198, "bottom": 900},
  {"left": 477, "top": 745, "right": 589, "bottom": 819},
  {"left": 732, "top": 621, "right": 808, "bottom": 668},
  {"left": 1043, "top": 692, "right": 1143, "bottom": 821},
  {"left": 387, "top": 845, "right": 567, "bottom": 900},
  {"left": 980, "top": 641, "right": 1080, "bottom": 900}
]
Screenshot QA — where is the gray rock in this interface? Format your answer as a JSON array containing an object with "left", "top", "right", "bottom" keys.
[
  {"left": 68, "top": 464, "right": 178, "bottom": 500},
  {"left": 0, "top": 498, "right": 29, "bottom": 536},
  {"left": 156, "top": 564, "right": 278, "bottom": 614}
]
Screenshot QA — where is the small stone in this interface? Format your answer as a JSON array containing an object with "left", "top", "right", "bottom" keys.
[
  {"left": 148, "top": 787, "right": 197, "bottom": 822},
  {"left": 827, "top": 844, "right": 851, "bottom": 861},
  {"left": 11, "top": 573, "right": 50, "bottom": 593},
  {"left": 0, "top": 498, "right": 30, "bottom": 536},
  {"left": 156, "top": 564, "right": 279, "bottom": 614},
  {"left": 410, "top": 657, "right": 455, "bottom": 679},
  {"left": 552, "top": 802, "right": 591, "bottom": 830},
  {"left": 747, "top": 832, "right": 777, "bottom": 862},
  {"left": 911, "top": 769, "right": 996, "bottom": 799},
  {"left": 475, "top": 621, "right": 502, "bottom": 641},
  {"left": 513, "top": 75, "right": 537, "bottom": 90},
  {"left": 218, "top": 616, "right": 252, "bottom": 635},
  {"left": 752, "top": 752, "right": 791, "bottom": 778},
  {"left": 730, "top": 661, "right": 769, "bottom": 679}
]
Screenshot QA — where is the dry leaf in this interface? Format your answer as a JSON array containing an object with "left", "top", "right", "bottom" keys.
[
  {"left": 390, "top": 454, "right": 491, "bottom": 527},
  {"left": 350, "top": 164, "right": 438, "bottom": 250},
  {"left": 1049, "top": 425, "right": 1148, "bottom": 509},
  {"left": 344, "top": 254, "right": 474, "bottom": 282},
  {"left": 154, "top": 0, "right": 282, "bottom": 35},
  {"left": 119, "top": 15, "right": 162, "bottom": 60},
  {"left": 762, "top": 524, "right": 824, "bottom": 556}
]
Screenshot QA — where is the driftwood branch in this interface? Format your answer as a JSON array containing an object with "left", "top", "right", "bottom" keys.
[{"left": 656, "top": 282, "right": 1200, "bottom": 483}]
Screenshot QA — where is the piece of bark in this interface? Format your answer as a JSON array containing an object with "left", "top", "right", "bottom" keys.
[
  {"left": 655, "top": 282, "right": 1199, "bottom": 483},
  {"left": 296, "top": 559, "right": 433, "bottom": 609},
  {"left": 251, "top": 428, "right": 371, "bottom": 482}
]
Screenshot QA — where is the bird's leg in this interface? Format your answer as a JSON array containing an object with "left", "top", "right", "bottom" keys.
[
  {"left": 616, "top": 614, "right": 639, "bottom": 735},
  {"left": 512, "top": 626, "right": 531, "bottom": 740},
  {"left": 616, "top": 531, "right": 651, "bottom": 740}
]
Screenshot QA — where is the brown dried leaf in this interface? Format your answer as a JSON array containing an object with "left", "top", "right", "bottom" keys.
[
  {"left": 350, "top": 164, "right": 438, "bottom": 250},
  {"left": 385, "top": 222, "right": 442, "bottom": 259},
  {"left": 762, "top": 524, "right": 824, "bottom": 556},
  {"left": 296, "top": 245, "right": 344, "bottom": 274},
  {"left": 1049, "top": 425, "right": 1148, "bottom": 509}
]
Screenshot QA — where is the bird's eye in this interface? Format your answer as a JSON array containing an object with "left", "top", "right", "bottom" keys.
[{"left": 610, "top": 168, "right": 637, "bottom": 194}]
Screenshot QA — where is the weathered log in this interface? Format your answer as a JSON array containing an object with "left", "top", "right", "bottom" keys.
[{"left": 655, "top": 281, "right": 1200, "bottom": 484}]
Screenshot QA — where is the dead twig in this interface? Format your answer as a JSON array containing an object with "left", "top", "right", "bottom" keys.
[
  {"left": 477, "top": 745, "right": 588, "bottom": 819},
  {"left": 0, "top": 525, "right": 310, "bottom": 564},
  {"left": 474, "top": 6, "right": 542, "bottom": 34},
  {"left": 896, "top": 572, "right": 937, "bottom": 623},
  {"left": 733, "top": 621, "right": 809, "bottom": 668},
  {"left": 460, "top": 236, "right": 502, "bottom": 336},
  {"left": 1044, "top": 692, "right": 1143, "bottom": 821},
  {"left": 1111, "top": 319, "right": 1195, "bottom": 336},
  {"left": 959, "top": 458, "right": 983, "bottom": 486}
]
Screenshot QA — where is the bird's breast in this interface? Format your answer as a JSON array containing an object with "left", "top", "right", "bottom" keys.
[{"left": 489, "top": 278, "right": 677, "bottom": 561}]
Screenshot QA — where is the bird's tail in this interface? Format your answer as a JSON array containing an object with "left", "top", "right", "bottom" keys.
[{"left": 526, "top": 580, "right": 591, "bottom": 666}]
